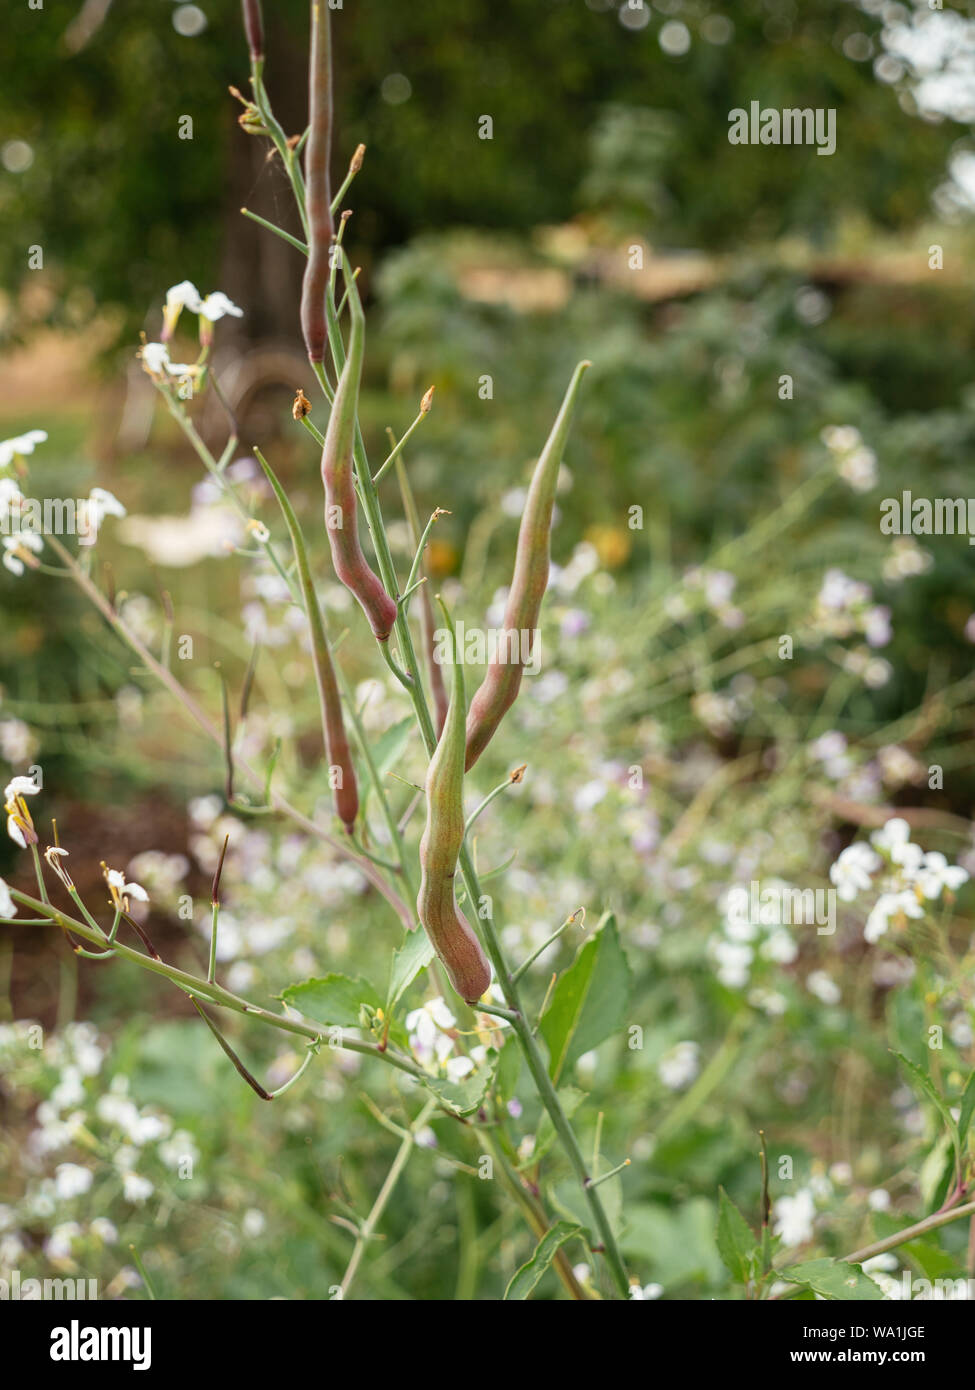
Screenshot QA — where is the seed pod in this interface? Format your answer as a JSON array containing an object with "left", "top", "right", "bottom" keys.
[
  {"left": 321, "top": 256, "right": 398, "bottom": 641},
  {"left": 300, "top": 0, "right": 334, "bottom": 363},
  {"left": 465, "top": 360, "right": 590, "bottom": 770},
  {"left": 256, "top": 448, "right": 358, "bottom": 832},
  {"left": 241, "top": 0, "right": 264, "bottom": 62},
  {"left": 417, "top": 603, "right": 491, "bottom": 1005}
]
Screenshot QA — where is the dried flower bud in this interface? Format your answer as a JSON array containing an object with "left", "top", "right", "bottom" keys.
[
  {"left": 293, "top": 388, "right": 312, "bottom": 420},
  {"left": 420, "top": 385, "right": 435, "bottom": 414}
]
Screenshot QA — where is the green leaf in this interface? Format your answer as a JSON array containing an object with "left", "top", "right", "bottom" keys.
[
  {"left": 958, "top": 1069, "right": 975, "bottom": 1150},
  {"left": 280, "top": 974, "right": 383, "bottom": 1029},
  {"left": 539, "top": 912, "right": 630, "bottom": 1082},
  {"left": 504, "top": 1222, "right": 583, "bottom": 1300},
  {"left": 778, "top": 1259, "right": 884, "bottom": 1301},
  {"left": 524, "top": 1086, "right": 586, "bottom": 1167},
  {"left": 893, "top": 1051, "right": 961, "bottom": 1176},
  {"left": 716, "top": 1187, "right": 759, "bottom": 1285},
  {"left": 386, "top": 928, "right": 435, "bottom": 1013},
  {"left": 419, "top": 1050, "right": 498, "bottom": 1116}
]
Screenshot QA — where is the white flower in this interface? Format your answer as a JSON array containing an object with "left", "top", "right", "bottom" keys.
[
  {"left": 104, "top": 867, "right": 149, "bottom": 909},
  {"left": 806, "top": 971, "right": 841, "bottom": 1006},
  {"left": 5, "top": 774, "right": 40, "bottom": 849},
  {"left": 868, "top": 1188, "right": 891, "bottom": 1212},
  {"left": 629, "top": 1282, "right": 664, "bottom": 1300},
  {"left": 821, "top": 425, "right": 862, "bottom": 453},
  {"left": 818, "top": 568, "right": 869, "bottom": 612},
  {"left": 445, "top": 1055, "right": 476, "bottom": 1083},
  {"left": 158, "top": 1129, "right": 200, "bottom": 1170},
  {"left": 242, "top": 1208, "right": 266, "bottom": 1238},
  {"left": 916, "top": 851, "right": 969, "bottom": 900},
  {"left": 761, "top": 929, "right": 798, "bottom": 964},
  {"left": 712, "top": 938, "right": 752, "bottom": 988},
  {"left": 2, "top": 531, "right": 43, "bottom": 576},
  {"left": 54, "top": 1163, "right": 93, "bottom": 1200},
  {"left": 658, "top": 1040, "right": 700, "bottom": 1091},
  {"left": 0, "top": 477, "right": 23, "bottom": 521},
  {"left": 862, "top": 1253, "right": 899, "bottom": 1274},
  {"left": 141, "top": 341, "right": 173, "bottom": 374},
  {"left": 829, "top": 842, "right": 881, "bottom": 902},
  {"left": 0, "top": 429, "right": 47, "bottom": 469},
  {"left": 122, "top": 1172, "right": 154, "bottom": 1205},
  {"left": 44, "top": 1221, "right": 82, "bottom": 1261},
  {"left": 865, "top": 890, "right": 923, "bottom": 944},
  {"left": 773, "top": 1188, "right": 816, "bottom": 1246},
  {"left": 198, "top": 291, "right": 244, "bottom": 322},
  {"left": 406, "top": 997, "right": 457, "bottom": 1067},
  {"left": 870, "top": 817, "right": 914, "bottom": 862},
  {"left": 0, "top": 876, "right": 16, "bottom": 918},
  {"left": 838, "top": 446, "right": 878, "bottom": 493},
  {"left": 162, "top": 280, "right": 202, "bottom": 337},
  {"left": 87, "top": 487, "right": 127, "bottom": 526},
  {"left": 89, "top": 1217, "right": 118, "bottom": 1244}
]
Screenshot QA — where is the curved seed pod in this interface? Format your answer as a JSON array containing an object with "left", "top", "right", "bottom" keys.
[
  {"left": 417, "top": 603, "right": 491, "bottom": 1005},
  {"left": 256, "top": 448, "right": 358, "bottom": 832},
  {"left": 465, "top": 360, "right": 591, "bottom": 770},
  {"left": 300, "top": 0, "right": 334, "bottom": 363},
  {"left": 241, "top": 0, "right": 264, "bottom": 61},
  {"left": 321, "top": 256, "right": 398, "bottom": 641}
]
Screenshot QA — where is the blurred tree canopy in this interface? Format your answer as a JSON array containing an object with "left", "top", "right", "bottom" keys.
[{"left": 0, "top": 0, "right": 969, "bottom": 348}]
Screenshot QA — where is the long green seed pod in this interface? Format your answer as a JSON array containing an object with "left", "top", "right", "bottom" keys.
[
  {"left": 255, "top": 448, "right": 358, "bottom": 833},
  {"left": 321, "top": 255, "right": 398, "bottom": 641},
  {"left": 300, "top": 0, "right": 334, "bottom": 363},
  {"left": 417, "top": 602, "right": 491, "bottom": 1004},
  {"left": 465, "top": 360, "right": 590, "bottom": 770},
  {"left": 241, "top": 0, "right": 264, "bottom": 61}
]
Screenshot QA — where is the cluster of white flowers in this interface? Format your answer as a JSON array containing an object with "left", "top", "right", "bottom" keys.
[
  {"left": 682, "top": 566, "right": 745, "bottom": 629},
  {"left": 813, "top": 569, "right": 892, "bottom": 648},
  {"left": 829, "top": 817, "right": 969, "bottom": 944},
  {"left": 0, "top": 1021, "right": 198, "bottom": 1264},
  {"left": 821, "top": 424, "right": 878, "bottom": 493},
  {"left": 405, "top": 993, "right": 507, "bottom": 1088},
  {"left": 709, "top": 879, "right": 800, "bottom": 992}
]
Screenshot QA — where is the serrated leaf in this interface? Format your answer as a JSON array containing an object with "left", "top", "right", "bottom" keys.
[
  {"left": 524, "top": 1086, "right": 586, "bottom": 1168},
  {"left": 778, "top": 1259, "right": 884, "bottom": 1301},
  {"left": 716, "top": 1187, "right": 759, "bottom": 1285},
  {"left": 420, "top": 1050, "right": 498, "bottom": 1116},
  {"left": 280, "top": 973, "right": 383, "bottom": 1028},
  {"left": 504, "top": 1222, "right": 582, "bottom": 1300},
  {"left": 386, "top": 928, "right": 435, "bottom": 1013},
  {"left": 539, "top": 912, "right": 630, "bottom": 1082},
  {"left": 894, "top": 1051, "right": 961, "bottom": 1176}
]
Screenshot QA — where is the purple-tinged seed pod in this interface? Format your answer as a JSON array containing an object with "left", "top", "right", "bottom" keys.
[
  {"left": 417, "top": 601, "right": 492, "bottom": 1004},
  {"left": 300, "top": 0, "right": 334, "bottom": 363},
  {"left": 465, "top": 360, "right": 591, "bottom": 770},
  {"left": 320, "top": 255, "right": 398, "bottom": 642},
  {"left": 241, "top": 0, "right": 264, "bottom": 61}
]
